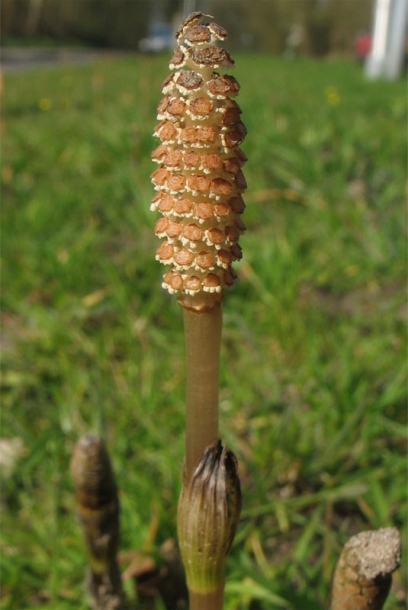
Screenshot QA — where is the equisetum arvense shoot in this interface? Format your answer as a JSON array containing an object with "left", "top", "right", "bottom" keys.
[{"left": 151, "top": 12, "right": 245, "bottom": 608}]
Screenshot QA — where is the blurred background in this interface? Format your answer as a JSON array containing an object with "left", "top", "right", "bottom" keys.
[{"left": 1, "top": 0, "right": 376, "bottom": 58}]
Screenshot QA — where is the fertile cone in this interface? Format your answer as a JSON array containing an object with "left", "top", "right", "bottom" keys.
[{"left": 151, "top": 12, "right": 247, "bottom": 311}]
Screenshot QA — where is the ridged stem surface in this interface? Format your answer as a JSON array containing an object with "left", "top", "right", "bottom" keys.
[
  {"left": 189, "top": 586, "right": 224, "bottom": 610},
  {"left": 183, "top": 303, "right": 222, "bottom": 482}
]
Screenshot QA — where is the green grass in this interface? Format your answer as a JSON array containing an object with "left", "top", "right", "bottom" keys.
[{"left": 1, "top": 54, "right": 406, "bottom": 609}]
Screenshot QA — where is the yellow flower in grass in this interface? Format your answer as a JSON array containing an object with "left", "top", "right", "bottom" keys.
[
  {"left": 38, "top": 98, "right": 52, "bottom": 111},
  {"left": 324, "top": 85, "right": 340, "bottom": 106}
]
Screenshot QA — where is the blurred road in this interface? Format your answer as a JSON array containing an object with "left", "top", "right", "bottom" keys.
[{"left": 0, "top": 47, "right": 133, "bottom": 72}]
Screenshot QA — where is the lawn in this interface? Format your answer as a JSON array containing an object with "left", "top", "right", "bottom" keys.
[{"left": 1, "top": 53, "right": 406, "bottom": 609}]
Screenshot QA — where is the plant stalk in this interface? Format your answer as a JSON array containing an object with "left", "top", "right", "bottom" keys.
[
  {"left": 177, "top": 440, "right": 241, "bottom": 610},
  {"left": 183, "top": 301, "right": 222, "bottom": 482},
  {"left": 330, "top": 528, "right": 401, "bottom": 610},
  {"left": 70, "top": 434, "right": 125, "bottom": 610},
  {"left": 189, "top": 586, "right": 225, "bottom": 610}
]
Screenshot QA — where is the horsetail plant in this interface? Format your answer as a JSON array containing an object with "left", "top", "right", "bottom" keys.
[
  {"left": 151, "top": 12, "right": 245, "bottom": 608},
  {"left": 330, "top": 528, "right": 401, "bottom": 610},
  {"left": 70, "top": 434, "right": 125, "bottom": 610}
]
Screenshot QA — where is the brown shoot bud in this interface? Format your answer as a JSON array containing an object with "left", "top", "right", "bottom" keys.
[
  {"left": 70, "top": 434, "right": 124, "bottom": 609},
  {"left": 330, "top": 527, "right": 401, "bottom": 610},
  {"left": 177, "top": 440, "right": 241, "bottom": 595}
]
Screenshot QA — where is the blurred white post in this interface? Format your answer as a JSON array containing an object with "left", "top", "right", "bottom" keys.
[
  {"left": 385, "top": 0, "right": 407, "bottom": 79},
  {"left": 366, "top": 0, "right": 407, "bottom": 80}
]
